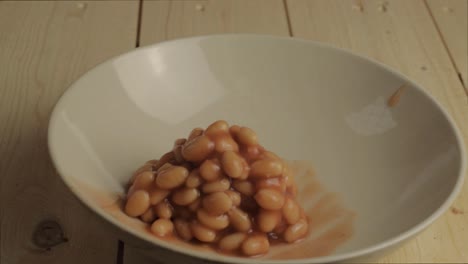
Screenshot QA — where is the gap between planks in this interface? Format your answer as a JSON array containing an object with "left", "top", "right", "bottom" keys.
[{"left": 423, "top": 0, "right": 468, "bottom": 95}]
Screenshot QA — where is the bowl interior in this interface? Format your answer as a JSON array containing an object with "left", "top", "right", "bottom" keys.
[{"left": 48, "top": 35, "right": 464, "bottom": 263}]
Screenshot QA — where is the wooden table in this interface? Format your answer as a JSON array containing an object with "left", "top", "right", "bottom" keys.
[{"left": 1, "top": 1, "right": 466, "bottom": 263}]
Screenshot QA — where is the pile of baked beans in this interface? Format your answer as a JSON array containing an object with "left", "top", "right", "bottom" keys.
[{"left": 124, "top": 121, "right": 308, "bottom": 256}]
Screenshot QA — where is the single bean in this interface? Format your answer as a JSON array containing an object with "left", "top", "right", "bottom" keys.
[
  {"left": 214, "top": 135, "right": 239, "bottom": 153},
  {"left": 241, "top": 234, "right": 269, "bottom": 256},
  {"left": 284, "top": 218, "right": 308, "bottom": 243},
  {"left": 218, "top": 233, "right": 247, "bottom": 252},
  {"left": 221, "top": 151, "right": 246, "bottom": 179},
  {"left": 156, "top": 166, "right": 189, "bottom": 189},
  {"left": 232, "top": 180, "right": 255, "bottom": 196},
  {"left": 186, "top": 169, "right": 203, "bottom": 188},
  {"left": 254, "top": 188, "right": 285, "bottom": 210},
  {"left": 256, "top": 177, "right": 286, "bottom": 192},
  {"left": 154, "top": 151, "right": 176, "bottom": 171},
  {"left": 187, "top": 128, "right": 204, "bottom": 141},
  {"left": 205, "top": 120, "right": 229, "bottom": 137},
  {"left": 197, "top": 209, "right": 229, "bottom": 230},
  {"left": 149, "top": 188, "right": 170, "bottom": 205},
  {"left": 202, "top": 178, "right": 230, "bottom": 193},
  {"left": 190, "top": 220, "right": 217, "bottom": 242},
  {"left": 173, "top": 145, "right": 184, "bottom": 163},
  {"left": 172, "top": 188, "right": 200, "bottom": 206},
  {"left": 282, "top": 197, "right": 301, "bottom": 225},
  {"left": 225, "top": 190, "right": 241, "bottom": 207},
  {"left": 182, "top": 135, "right": 214, "bottom": 162},
  {"left": 132, "top": 171, "right": 155, "bottom": 190},
  {"left": 155, "top": 201, "right": 173, "bottom": 219},
  {"left": 229, "top": 125, "right": 241, "bottom": 137},
  {"left": 227, "top": 207, "right": 251, "bottom": 232},
  {"left": 150, "top": 219, "right": 174, "bottom": 237},
  {"left": 140, "top": 208, "right": 156, "bottom": 223},
  {"left": 145, "top": 159, "right": 159, "bottom": 165},
  {"left": 199, "top": 159, "right": 222, "bottom": 181},
  {"left": 130, "top": 164, "right": 153, "bottom": 184},
  {"left": 250, "top": 159, "right": 283, "bottom": 178},
  {"left": 174, "top": 138, "right": 187, "bottom": 146},
  {"left": 237, "top": 127, "right": 258, "bottom": 146},
  {"left": 202, "top": 192, "right": 233, "bottom": 215},
  {"left": 174, "top": 218, "right": 192, "bottom": 241},
  {"left": 125, "top": 190, "right": 150, "bottom": 217},
  {"left": 257, "top": 209, "right": 282, "bottom": 233}
]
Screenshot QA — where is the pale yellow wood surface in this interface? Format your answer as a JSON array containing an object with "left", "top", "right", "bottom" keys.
[
  {"left": 139, "top": 0, "right": 289, "bottom": 46},
  {"left": 287, "top": 0, "right": 468, "bottom": 263},
  {"left": 427, "top": 0, "right": 468, "bottom": 89},
  {"left": 0, "top": 1, "right": 138, "bottom": 264}
]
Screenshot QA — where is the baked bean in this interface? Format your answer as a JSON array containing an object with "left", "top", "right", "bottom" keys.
[
  {"left": 182, "top": 135, "right": 214, "bottom": 162},
  {"left": 221, "top": 151, "right": 246, "bottom": 179},
  {"left": 202, "top": 178, "right": 230, "bottom": 193},
  {"left": 237, "top": 127, "right": 258, "bottom": 146},
  {"left": 151, "top": 219, "right": 174, "bottom": 237},
  {"left": 140, "top": 208, "right": 156, "bottom": 223},
  {"left": 218, "top": 233, "right": 247, "bottom": 252},
  {"left": 250, "top": 159, "right": 283, "bottom": 178},
  {"left": 214, "top": 135, "right": 239, "bottom": 153},
  {"left": 174, "top": 218, "right": 192, "bottom": 241},
  {"left": 172, "top": 188, "right": 200, "bottom": 206},
  {"left": 186, "top": 169, "right": 203, "bottom": 188},
  {"left": 174, "top": 138, "right": 187, "bottom": 146},
  {"left": 227, "top": 207, "right": 251, "bottom": 232},
  {"left": 187, "top": 198, "right": 201, "bottom": 211},
  {"left": 241, "top": 234, "right": 269, "bottom": 256},
  {"left": 225, "top": 190, "right": 241, "bottom": 207},
  {"left": 257, "top": 209, "right": 281, "bottom": 233},
  {"left": 156, "top": 166, "right": 189, "bottom": 189},
  {"left": 187, "top": 128, "right": 204, "bottom": 141},
  {"left": 155, "top": 201, "right": 173, "bottom": 219},
  {"left": 133, "top": 171, "right": 155, "bottom": 190},
  {"left": 254, "top": 188, "right": 285, "bottom": 210},
  {"left": 255, "top": 177, "right": 286, "bottom": 192},
  {"left": 130, "top": 164, "right": 153, "bottom": 184},
  {"left": 232, "top": 180, "right": 255, "bottom": 196},
  {"left": 191, "top": 220, "right": 217, "bottom": 242},
  {"left": 125, "top": 190, "right": 150, "bottom": 217},
  {"left": 229, "top": 125, "right": 241, "bottom": 136},
  {"left": 205, "top": 120, "right": 229, "bottom": 137},
  {"left": 199, "top": 159, "right": 222, "bottom": 181},
  {"left": 197, "top": 209, "right": 229, "bottom": 230},
  {"left": 156, "top": 162, "right": 173, "bottom": 173},
  {"left": 202, "top": 192, "right": 233, "bottom": 215},
  {"left": 149, "top": 188, "right": 170, "bottom": 205},
  {"left": 283, "top": 197, "right": 301, "bottom": 225},
  {"left": 242, "top": 145, "right": 261, "bottom": 162},
  {"left": 284, "top": 218, "right": 308, "bottom": 243},
  {"left": 154, "top": 151, "right": 176, "bottom": 170},
  {"left": 173, "top": 145, "right": 184, "bottom": 163}
]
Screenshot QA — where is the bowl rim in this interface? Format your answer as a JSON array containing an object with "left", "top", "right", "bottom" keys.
[{"left": 48, "top": 34, "right": 467, "bottom": 263}]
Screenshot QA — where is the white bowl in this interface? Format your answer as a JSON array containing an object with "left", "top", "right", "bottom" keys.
[{"left": 48, "top": 35, "right": 466, "bottom": 263}]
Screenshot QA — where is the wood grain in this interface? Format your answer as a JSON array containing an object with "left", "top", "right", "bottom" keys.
[
  {"left": 287, "top": 0, "right": 468, "bottom": 263},
  {"left": 0, "top": 1, "right": 138, "bottom": 263},
  {"left": 427, "top": 0, "right": 468, "bottom": 89},
  {"left": 139, "top": 0, "right": 289, "bottom": 46}
]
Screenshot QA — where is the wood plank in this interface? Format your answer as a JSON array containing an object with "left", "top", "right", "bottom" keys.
[
  {"left": 139, "top": 0, "right": 289, "bottom": 46},
  {"left": 287, "top": 0, "right": 468, "bottom": 263},
  {"left": 122, "top": 1, "right": 289, "bottom": 262},
  {"left": 0, "top": 1, "right": 138, "bottom": 263},
  {"left": 427, "top": 0, "right": 468, "bottom": 89}
]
